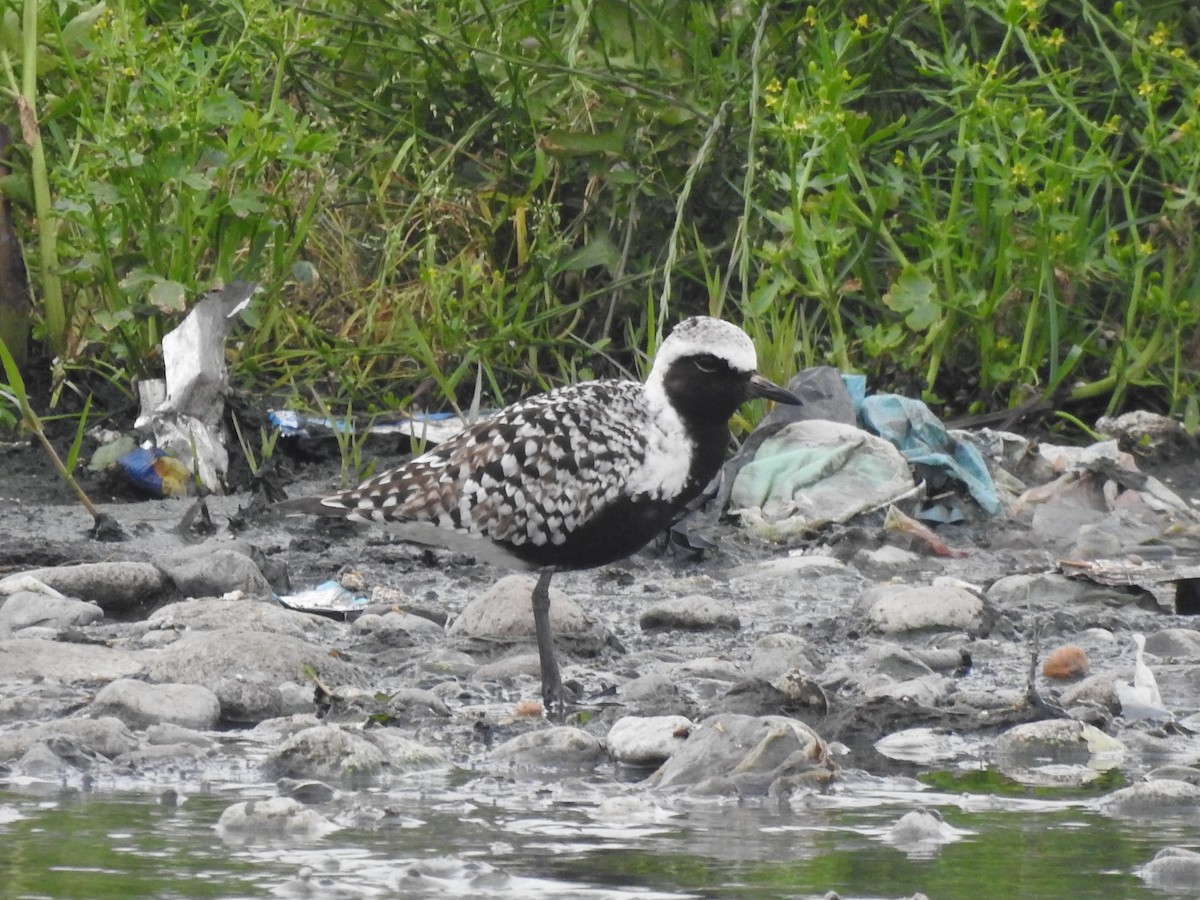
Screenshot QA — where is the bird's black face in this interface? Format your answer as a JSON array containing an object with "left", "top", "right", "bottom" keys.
[{"left": 663, "top": 353, "right": 801, "bottom": 425}]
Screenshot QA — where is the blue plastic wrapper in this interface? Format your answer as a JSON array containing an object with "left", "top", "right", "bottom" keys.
[{"left": 116, "top": 447, "right": 191, "bottom": 498}]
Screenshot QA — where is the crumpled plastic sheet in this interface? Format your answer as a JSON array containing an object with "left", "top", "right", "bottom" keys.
[
  {"left": 854, "top": 387, "right": 1002, "bottom": 515},
  {"left": 730, "top": 419, "right": 917, "bottom": 539}
]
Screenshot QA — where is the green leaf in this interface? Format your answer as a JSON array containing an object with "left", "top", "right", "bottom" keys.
[
  {"left": 552, "top": 232, "right": 619, "bottom": 275},
  {"left": 882, "top": 266, "right": 938, "bottom": 331},
  {"left": 148, "top": 280, "right": 188, "bottom": 313}
]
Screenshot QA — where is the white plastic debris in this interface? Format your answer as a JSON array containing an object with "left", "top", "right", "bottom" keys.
[{"left": 135, "top": 282, "right": 256, "bottom": 493}]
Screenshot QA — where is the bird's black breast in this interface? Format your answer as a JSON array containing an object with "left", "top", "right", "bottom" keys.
[{"left": 501, "top": 493, "right": 686, "bottom": 570}]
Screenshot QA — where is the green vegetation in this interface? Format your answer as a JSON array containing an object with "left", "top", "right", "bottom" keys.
[{"left": 1, "top": 0, "right": 1197, "bottom": 430}]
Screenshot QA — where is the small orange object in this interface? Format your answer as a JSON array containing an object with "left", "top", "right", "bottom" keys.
[
  {"left": 1042, "top": 645, "right": 1090, "bottom": 679},
  {"left": 514, "top": 700, "right": 544, "bottom": 718}
]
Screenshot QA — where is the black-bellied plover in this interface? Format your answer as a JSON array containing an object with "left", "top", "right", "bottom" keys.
[{"left": 278, "top": 317, "right": 801, "bottom": 709}]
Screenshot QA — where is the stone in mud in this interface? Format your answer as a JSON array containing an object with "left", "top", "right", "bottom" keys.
[
  {"left": 141, "top": 629, "right": 366, "bottom": 722},
  {"left": 449, "top": 574, "right": 591, "bottom": 639},
  {"left": 1140, "top": 847, "right": 1200, "bottom": 893},
  {"left": 0, "top": 591, "right": 103, "bottom": 632},
  {"left": 864, "top": 646, "right": 937, "bottom": 681},
  {"left": 618, "top": 672, "right": 698, "bottom": 719},
  {"left": 0, "top": 715, "right": 139, "bottom": 763},
  {"left": 1100, "top": 779, "right": 1200, "bottom": 817},
  {"left": 112, "top": 741, "right": 214, "bottom": 775},
  {"left": 606, "top": 715, "right": 692, "bottom": 767},
  {"left": 216, "top": 796, "right": 338, "bottom": 839},
  {"left": 0, "top": 638, "right": 143, "bottom": 683},
  {"left": 1059, "top": 673, "right": 1120, "bottom": 712},
  {"left": 92, "top": 678, "right": 221, "bottom": 731},
  {"left": 746, "top": 634, "right": 814, "bottom": 682},
  {"left": 0, "top": 682, "right": 91, "bottom": 726},
  {"left": 473, "top": 652, "right": 541, "bottom": 682},
  {"left": 858, "top": 583, "right": 989, "bottom": 634},
  {"left": 646, "top": 713, "right": 834, "bottom": 793},
  {"left": 264, "top": 723, "right": 447, "bottom": 782},
  {"left": 491, "top": 725, "right": 603, "bottom": 768},
  {"left": 145, "top": 722, "right": 217, "bottom": 748},
  {"left": 418, "top": 648, "right": 478, "bottom": 679},
  {"left": 1143, "top": 628, "right": 1200, "bottom": 660},
  {"left": 640, "top": 594, "right": 740, "bottom": 632},
  {"left": 866, "top": 674, "right": 954, "bottom": 706},
  {"left": 351, "top": 609, "right": 445, "bottom": 647},
  {"left": 0, "top": 562, "right": 167, "bottom": 612},
  {"left": 158, "top": 546, "right": 273, "bottom": 598},
  {"left": 986, "top": 572, "right": 1122, "bottom": 609},
  {"left": 144, "top": 597, "right": 337, "bottom": 641},
  {"left": 994, "top": 720, "right": 1125, "bottom": 765}
]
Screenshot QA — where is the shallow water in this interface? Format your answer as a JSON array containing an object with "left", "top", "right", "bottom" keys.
[{"left": 2, "top": 771, "right": 1195, "bottom": 899}]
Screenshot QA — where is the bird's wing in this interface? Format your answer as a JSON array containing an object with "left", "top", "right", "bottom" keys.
[{"left": 297, "top": 380, "right": 651, "bottom": 547}]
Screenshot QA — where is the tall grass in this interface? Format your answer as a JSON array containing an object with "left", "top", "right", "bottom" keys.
[{"left": 2, "top": 0, "right": 1196, "bottom": 429}]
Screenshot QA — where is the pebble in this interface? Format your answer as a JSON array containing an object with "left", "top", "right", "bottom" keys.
[
  {"left": 491, "top": 725, "right": 604, "bottom": 768},
  {"left": 215, "top": 796, "right": 339, "bottom": 839},
  {"left": 0, "top": 638, "right": 143, "bottom": 682},
  {"left": 606, "top": 715, "right": 692, "bottom": 766},
  {"left": 264, "top": 723, "right": 447, "bottom": 782},
  {"left": 158, "top": 547, "right": 273, "bottom": 598},
  {"left": 646, "top": 713, "right": 834, "bottom": 793},
  {"left": 1139, "top": 847, "right": 1200, "bottom": 892},
  {"left": 0, "top": 591, "right": 103, "bottom": 632},
  {"left": 0, "top": 561, "right": 167, "bottom": 612},
  {"left": 1042, "top": 645, "right": 1090, "bottom": 679},
  {"left": 448, "top": 574, "right": 593, "bottom": 639},
  {"left": 858, "top": 583, "right": 988, "bottom": 633},
  {"left": 639, "top": 594, "right": 740, "bottom": 631},
  {"left": 92, "top": 678, "right": 222, "bottom": 731}
]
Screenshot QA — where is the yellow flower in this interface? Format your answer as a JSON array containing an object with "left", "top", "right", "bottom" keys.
[
  {"left": 765, "top": 78, "right": 782, "bottom": 94},
  {"left": 855, "top": 13, "right": 870, "bottom": 29},
  {"left": 893, "top": 149, "right": 906, "bottom": 165},
  {"left": 1140, "top": 240, "right": 1154, "bottom": 255},
  {"left": 1045, "top": 28, "right": 1065, "bottom": 49},
  {"left": 1011, "top": 162, "right": 1029, "bottom": 182},
  {"left": 1137, "top": 80, "right": 1154, "bottom": 97},
  {"left": 803, "top": 6, "right": 818, "bottom": 27},
  {"left": 1149, "top": 22, "right": 1170, "bottom": 47}
]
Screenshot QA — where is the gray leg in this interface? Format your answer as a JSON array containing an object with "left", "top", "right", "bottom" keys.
[{"left": 531, "top": 567, "right": 564, "bottom": 714}]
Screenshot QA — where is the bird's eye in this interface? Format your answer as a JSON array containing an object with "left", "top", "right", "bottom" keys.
[{"left": 694, "top": 355, "right": 722, "bottom": 374}]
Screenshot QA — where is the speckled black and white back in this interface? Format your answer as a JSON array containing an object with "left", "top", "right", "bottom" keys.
[{"left": 278, "top": 317, "right": 792, "bottom": 571}]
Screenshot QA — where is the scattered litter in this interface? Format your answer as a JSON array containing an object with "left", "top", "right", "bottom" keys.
[
  {"left": 277, "top": 580, "right": 369, "bottom": 620},
  {"left": 884, "top": 505, "right": 968, "bottom": 558},
  {"left": 1115, "top": 633, "right": 1171, "bottom": 722},
  {"left": 1059, "top": 557, "right": 1200, "bottom": 614},
  {"left": 730, "top": 419, "right": 916, "bottom": 538},
  {"left": 135, "top": 281, "right": 257, "bottom": 493},
  {"left": 268, "top": 409, "right": 476, "bottom": 446},
  {"left": 858, "top": 392, "right": 1002, "bottom": 515}
]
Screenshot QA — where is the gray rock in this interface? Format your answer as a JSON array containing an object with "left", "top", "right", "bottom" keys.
[
  {"left": 112, "top": 741, "right": 213, "bottom": 774},
  {"left": 418, "top": 648, "right": 478, "bottom": 679},
  {"left": 144, "top": 597, "right": 336, "bottom": 641},
  {"left": 491, "top": 726, "right": 604, "bottom": 768},
  {"left": 158, "top": 547, "right": 273, "bottom": 598},
  {"left": 264, "top": 724, "right": 447, "bottom": 782},
  {"left": 646, "top": 714, "right": 834, "bottom": 793},
  {"left": 145, "top": 722, "right": 217, "bottom": 748},
  {"left": 859, "top": 583, "right": 988, "bottom": 634},
  {"left": 474, "top": 652, "right": 541, "bottom": 681},
  {"left": 0, "top": 562, "right": 167, "bottom": 612},
  {"left": 0, "top": 716, "right": 139, "bottom": 762},
  {"left": 92, "top": 678, "right": 221, "bottom": 731},
  {"left": 671, "top": 656, "right": 745, "bottom": 682},
  {"left": 619, "top": 672, "right": 697, "bottom": 718},
  {"left": 747, "top": 640, "right": 814, "bottom": 682},
  {"left": 1140, "top": 847, "right": 1200, "bottom": 892},
  {"left": 141, "top": 629, "right": 366, "bottom": 722},
  {"left": 1059, "top": 673, "right": 1119, "bottom": 711},
  {"left": 352, "top": 610, "right": 445, "bottom": 646},
  {"left": 449, "top": 574, "right": 592, "bottom": 639},
  {"left": 865, "top": 646, "right": 936, "bottom": 680},
  {"left": 215, "top": 796, "right": 337, "bottom": 839},
  {"left": 640, "top": 595, "right": 740, "bottom": 631},
  {"left": 0, "top": 681, "right": 91, "bottom": 726},
  {"left": 606, "top": 715, "right": 692, "bottom": 766},
  {"left": 0, "top": 638, "right": 143, "bottom": 682},
  {"left": 986, "top": 572, "right": 1122, "bottom": 609},
  {"left": 1143, "top": 628, "right": 1200, "bottom": 660},
  {"left": 1100, "top": 779, "right": 1200, "bottom": 817},
  {"left": 994, "top": 720, "right": 1125, "bottom": 765},
  {"left": 866, "top": 674, "right": 954, "bottom": 706},
  {"left": 0, "top": 591, "right": 103, "bottom": 632}
]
